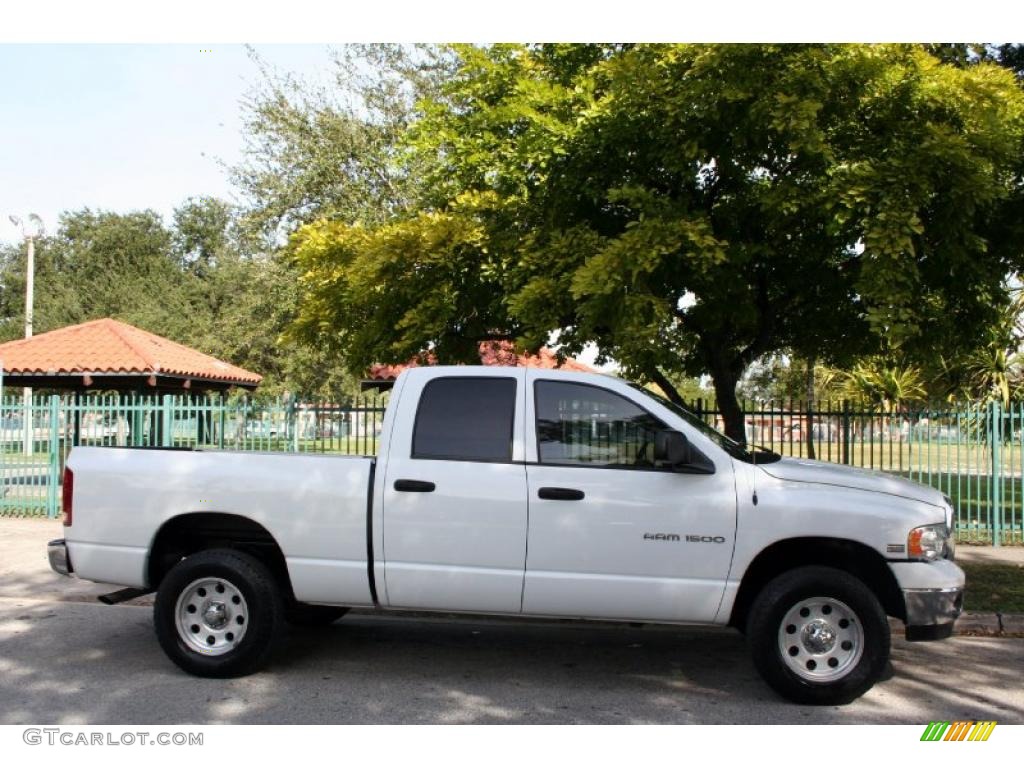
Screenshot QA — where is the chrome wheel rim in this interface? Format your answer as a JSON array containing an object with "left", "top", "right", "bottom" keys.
[
  {"left": 174, "top": 577, "right": 248, "bottom": 656},
  {"left": 777, "top": 596, "right": 864, "bottom": 682}
]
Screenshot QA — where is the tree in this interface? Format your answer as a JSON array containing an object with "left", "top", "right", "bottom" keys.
[
  {"left": 928, "top": 288, "right": 1024, "bottom": 406},
  {"left": 0, "top": 209, "right": 195, "bottom": 344},
  {"left": 173, "top": 197, "right": 234, "bottom": 277},
  {"left": 231, "top": 44, "right": 451, "bottom": 243},
  {"left": 168, "top": 197, "right": 362, "bottom": 399},
  {"left": 738, "top": 355, "right": 843, "bottom": 404},
  {"left": 839, "top": 359, "right": 927, "bottom": 413},
  {"left": 0, "top": 203, "right": 361, "bottom": 401},
  {"left": 288, "top": 44, "right": 1024, "bottom": 442},
  {"left": 926, "top": 43, "right": 1024, "bottom": 79}
]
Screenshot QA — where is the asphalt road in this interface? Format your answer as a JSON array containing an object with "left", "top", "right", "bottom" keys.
[{"left": 2, "top": 519, "right": 1023, "bottom": 724}]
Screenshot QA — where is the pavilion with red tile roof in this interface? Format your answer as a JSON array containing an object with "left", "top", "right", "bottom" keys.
[
  {"left": 364, "top": 340, "right": 594, "bottom": 388},
  {"left": 0, "top": 318, "right": 261, "bottom": 393}
]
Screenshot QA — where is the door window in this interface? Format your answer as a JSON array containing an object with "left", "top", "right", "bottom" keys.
[
  {"left": 534, "top": 381, "right": 666, "bottom": 468},
  {"left": 412, "top": 377, "right": 517, "bottom": 462}
]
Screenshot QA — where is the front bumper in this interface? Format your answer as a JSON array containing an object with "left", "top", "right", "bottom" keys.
[
  {"left": 903, "top": 587, "right": 963, "bottom": 640},
  {"left": 890, "top": 559, "right": 964, "bottom": 642},
  {"left": 47, "top": 538, "right": 73, "bottom": 577}
]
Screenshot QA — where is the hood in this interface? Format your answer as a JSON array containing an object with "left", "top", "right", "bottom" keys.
[{"left": 759, "top": 457, "right": 946, "bottom": 507}]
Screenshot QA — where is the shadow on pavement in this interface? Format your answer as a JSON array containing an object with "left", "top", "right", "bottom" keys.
[{"left": 1, "top": 598, "right": 1022, "bottom": 725}]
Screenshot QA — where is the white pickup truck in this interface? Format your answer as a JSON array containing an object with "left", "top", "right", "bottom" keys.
[{"left": 49, "top": 366, "right": 963, "bottom": 705}]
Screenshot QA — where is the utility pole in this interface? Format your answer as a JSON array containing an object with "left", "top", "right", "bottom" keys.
[{"left": 9, "top": 214, "right": 43, "bottom": 456}]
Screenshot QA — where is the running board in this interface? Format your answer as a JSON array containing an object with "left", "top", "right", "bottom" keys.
[{"left": 97, "top": 587, "right": 152, "bottom": 605}]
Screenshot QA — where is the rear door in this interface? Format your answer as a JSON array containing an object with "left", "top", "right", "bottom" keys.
[{"left": 380, "top": 370, "right": 528, "bottom": 613}]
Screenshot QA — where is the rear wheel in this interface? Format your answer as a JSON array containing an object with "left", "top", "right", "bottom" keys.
[
  {"left": 154, "top": 548, "right": 286, "bottom": 677},
  {"left": 747, "top": 566, "right": 890, "bottom": 705}
]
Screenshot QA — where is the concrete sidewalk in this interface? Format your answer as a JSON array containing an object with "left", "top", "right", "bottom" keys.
[{"left": 955, "top": 545, "right": 1024, "bottom": 565}]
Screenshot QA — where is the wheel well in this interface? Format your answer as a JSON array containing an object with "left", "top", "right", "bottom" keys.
[
  {"left": 147, "top": 513, "right": 293, "bottom": 599},
  {"left": 729, "top": 537, "right": 905, "bottom": 629}
]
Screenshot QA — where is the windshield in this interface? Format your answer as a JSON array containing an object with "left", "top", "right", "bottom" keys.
[{"left": 626, "top": 383, "right": 781, "bottom": 464}]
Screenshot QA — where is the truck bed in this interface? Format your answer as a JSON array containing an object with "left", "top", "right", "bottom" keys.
[{"left": 65, "top": 447, "right": 376, "bottom": 606}]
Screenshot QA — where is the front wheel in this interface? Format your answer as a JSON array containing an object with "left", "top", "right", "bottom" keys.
[
  {"left": 747, "top": 566, "right": 890, "bottom": 705},
  {"left": 154, "top": 548, "right": 286, "bottom": 678}
]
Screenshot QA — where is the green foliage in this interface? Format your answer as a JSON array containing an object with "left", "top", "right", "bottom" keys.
[
  {"left": 289, "top": 192, "right": 515, "bottom": 370},
  {"left": 172, "top": 197, "right": 234, "bottom": 276},
  {"left": 289, "top": 44, "right": 1024, "bottom": 441},
  {"left": 739, "top": 356, "right": 845, "bottom": 404},
  {"left": 927, "top": 288, "right": 1024, "bottom": 406},
  {"left": 0, "top": 202, "right": 360, "bottom": 400},
  {"left": 0, "top": 209, "right": 194, "bottom": 343},
  {"left": 231, "top": 44, "right": 452, "bottom": 242},
  {"left": 838, "top": 358, "right": 928, "bottom": 412}
]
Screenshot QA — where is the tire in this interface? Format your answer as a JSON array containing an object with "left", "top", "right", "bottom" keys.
[
  {"left": 746, "top": 565, "right": 890, "bottom": 705},
  {"left": 154, "top": 548, "right": 286, "bottom": 678},
  {"left": 286, "top": 603, "right": 350, "bottom": 627}
]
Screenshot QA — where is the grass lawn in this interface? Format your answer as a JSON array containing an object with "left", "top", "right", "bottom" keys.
[{"left": 961, "top": 561, "right": 1024, "bottom": 613}]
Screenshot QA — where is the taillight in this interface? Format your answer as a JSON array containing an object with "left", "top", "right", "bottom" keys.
[{"left": 62, "top": 467, "right": 74, "bottom": 527}]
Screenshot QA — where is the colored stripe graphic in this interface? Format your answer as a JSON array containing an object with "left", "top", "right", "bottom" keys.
[
  {"left": 945, "top": 721, "right": 972, "bottom": 741},
  {"left": 968, "top": 722, "right": 997, "bottom": 741},
  {"left": 920, "top": 721, "right": 996, "bottom": 742}
]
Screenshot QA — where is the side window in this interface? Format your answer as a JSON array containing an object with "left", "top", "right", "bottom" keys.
[
  {"left": 412, "top": 377, "right": 517, "bottom": 462},
  {"left": 535, "top": 381, "right": 667, "bottom": 468}
]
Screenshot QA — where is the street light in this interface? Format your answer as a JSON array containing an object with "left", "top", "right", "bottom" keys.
[{"left": 8, "top": 214, "right": 45, "bottom": 456}]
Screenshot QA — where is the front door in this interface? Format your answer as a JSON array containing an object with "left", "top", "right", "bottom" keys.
[
  {"left": 381, "top": 372, "right": 528, "bottom": 614},
  {"left": 522, "top": 377, "right": 737, "bottom": 623}
]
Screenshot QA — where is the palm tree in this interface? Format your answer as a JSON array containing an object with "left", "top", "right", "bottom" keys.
[
  {"left": 840, "top": 359, "right": 927, "bottom": 414},
  {"left": 965, "top": 342, "right": 1021, "bottom": 408},
  {"left": 838, "top": 358, "right": 927, "bottom": 449},
  {"left": 933, "top": 288, "right": 1024, "bottom": 407}
]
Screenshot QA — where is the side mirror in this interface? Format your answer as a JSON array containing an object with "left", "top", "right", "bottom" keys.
[
  {"left": 654, "top": 429, "right": 716, "bottom": 474},
  {"left": 654, "top": 429, "right": 691, "bottom": 466}
]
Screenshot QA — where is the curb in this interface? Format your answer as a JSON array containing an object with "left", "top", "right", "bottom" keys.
[{"left": 890, "top": 612, "right": 1024, "bottom": 638}]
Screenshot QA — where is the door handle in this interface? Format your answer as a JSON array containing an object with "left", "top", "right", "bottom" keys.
[
  {"left": 394, "top": 479, "right": 436, "bottom": 493},
  {"left": 537, "top": 487, "right": 585, "bottom": 501}
]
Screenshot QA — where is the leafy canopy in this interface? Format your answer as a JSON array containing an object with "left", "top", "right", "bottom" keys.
[{"left": 289, "top": 44, "right": 1024, "bottom": 439}]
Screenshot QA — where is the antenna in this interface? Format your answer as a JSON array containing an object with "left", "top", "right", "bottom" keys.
[{"left": 751, "top": 423, "right": 758, "bottom": 506}]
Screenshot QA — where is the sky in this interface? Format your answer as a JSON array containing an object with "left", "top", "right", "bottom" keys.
[
  {"left": 0, "top": 44, "right": 340, "bottom": 244},
  {"left": 0, "top": 42, "right": 619, "bottom": 371}
]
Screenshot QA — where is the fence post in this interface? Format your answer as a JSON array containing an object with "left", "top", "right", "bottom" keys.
[
  {"left": 162, "top": 394, "right": 173, "bottom": 448},
  {"left": 218, "top": 393, "right": 226, "bottom": 450},
  {"left": 991, "top": 400, "right": 1003, "bottom": 547},
  {"left": 841, "top": 399, "right": 851, "bottom": 465},
  {"left": 290, "top": 397, "right": 300, "bottom": 453},
  {"left": 48, "top": 394, "right": 60, "bottom": 518}
]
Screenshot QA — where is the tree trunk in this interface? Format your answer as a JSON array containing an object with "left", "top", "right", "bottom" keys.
[
  {"left": 711, "top": 368, "right": 747, "bottom": 445},
  {"left": 647, "top": 367, "right": 686, "bottom": 406}
]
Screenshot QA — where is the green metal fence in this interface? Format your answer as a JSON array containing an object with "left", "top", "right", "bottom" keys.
[
  {"left": 0, "top": 392, "right": 388, "bottom": 520},
  {"left": 2, "top": 392, "right": 1022, "bottom": 545},
  {"left": 688, "top": 399, "right": 1024, "bottom": 546}
]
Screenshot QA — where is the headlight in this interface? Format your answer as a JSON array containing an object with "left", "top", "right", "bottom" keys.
[
  {"left": 908, "top": 523, "right": 950, "bottom": 561},
  {"left": 942, "top": 496, "right": 956, "bottom": 560}
]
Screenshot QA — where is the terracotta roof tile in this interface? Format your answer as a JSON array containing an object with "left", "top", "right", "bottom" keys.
[
  {"left": 0, "top": 318, "right": 261, "bottom": 386},
  {"left": 367, "top": 341, "right": 595, "bottom": 381}
]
